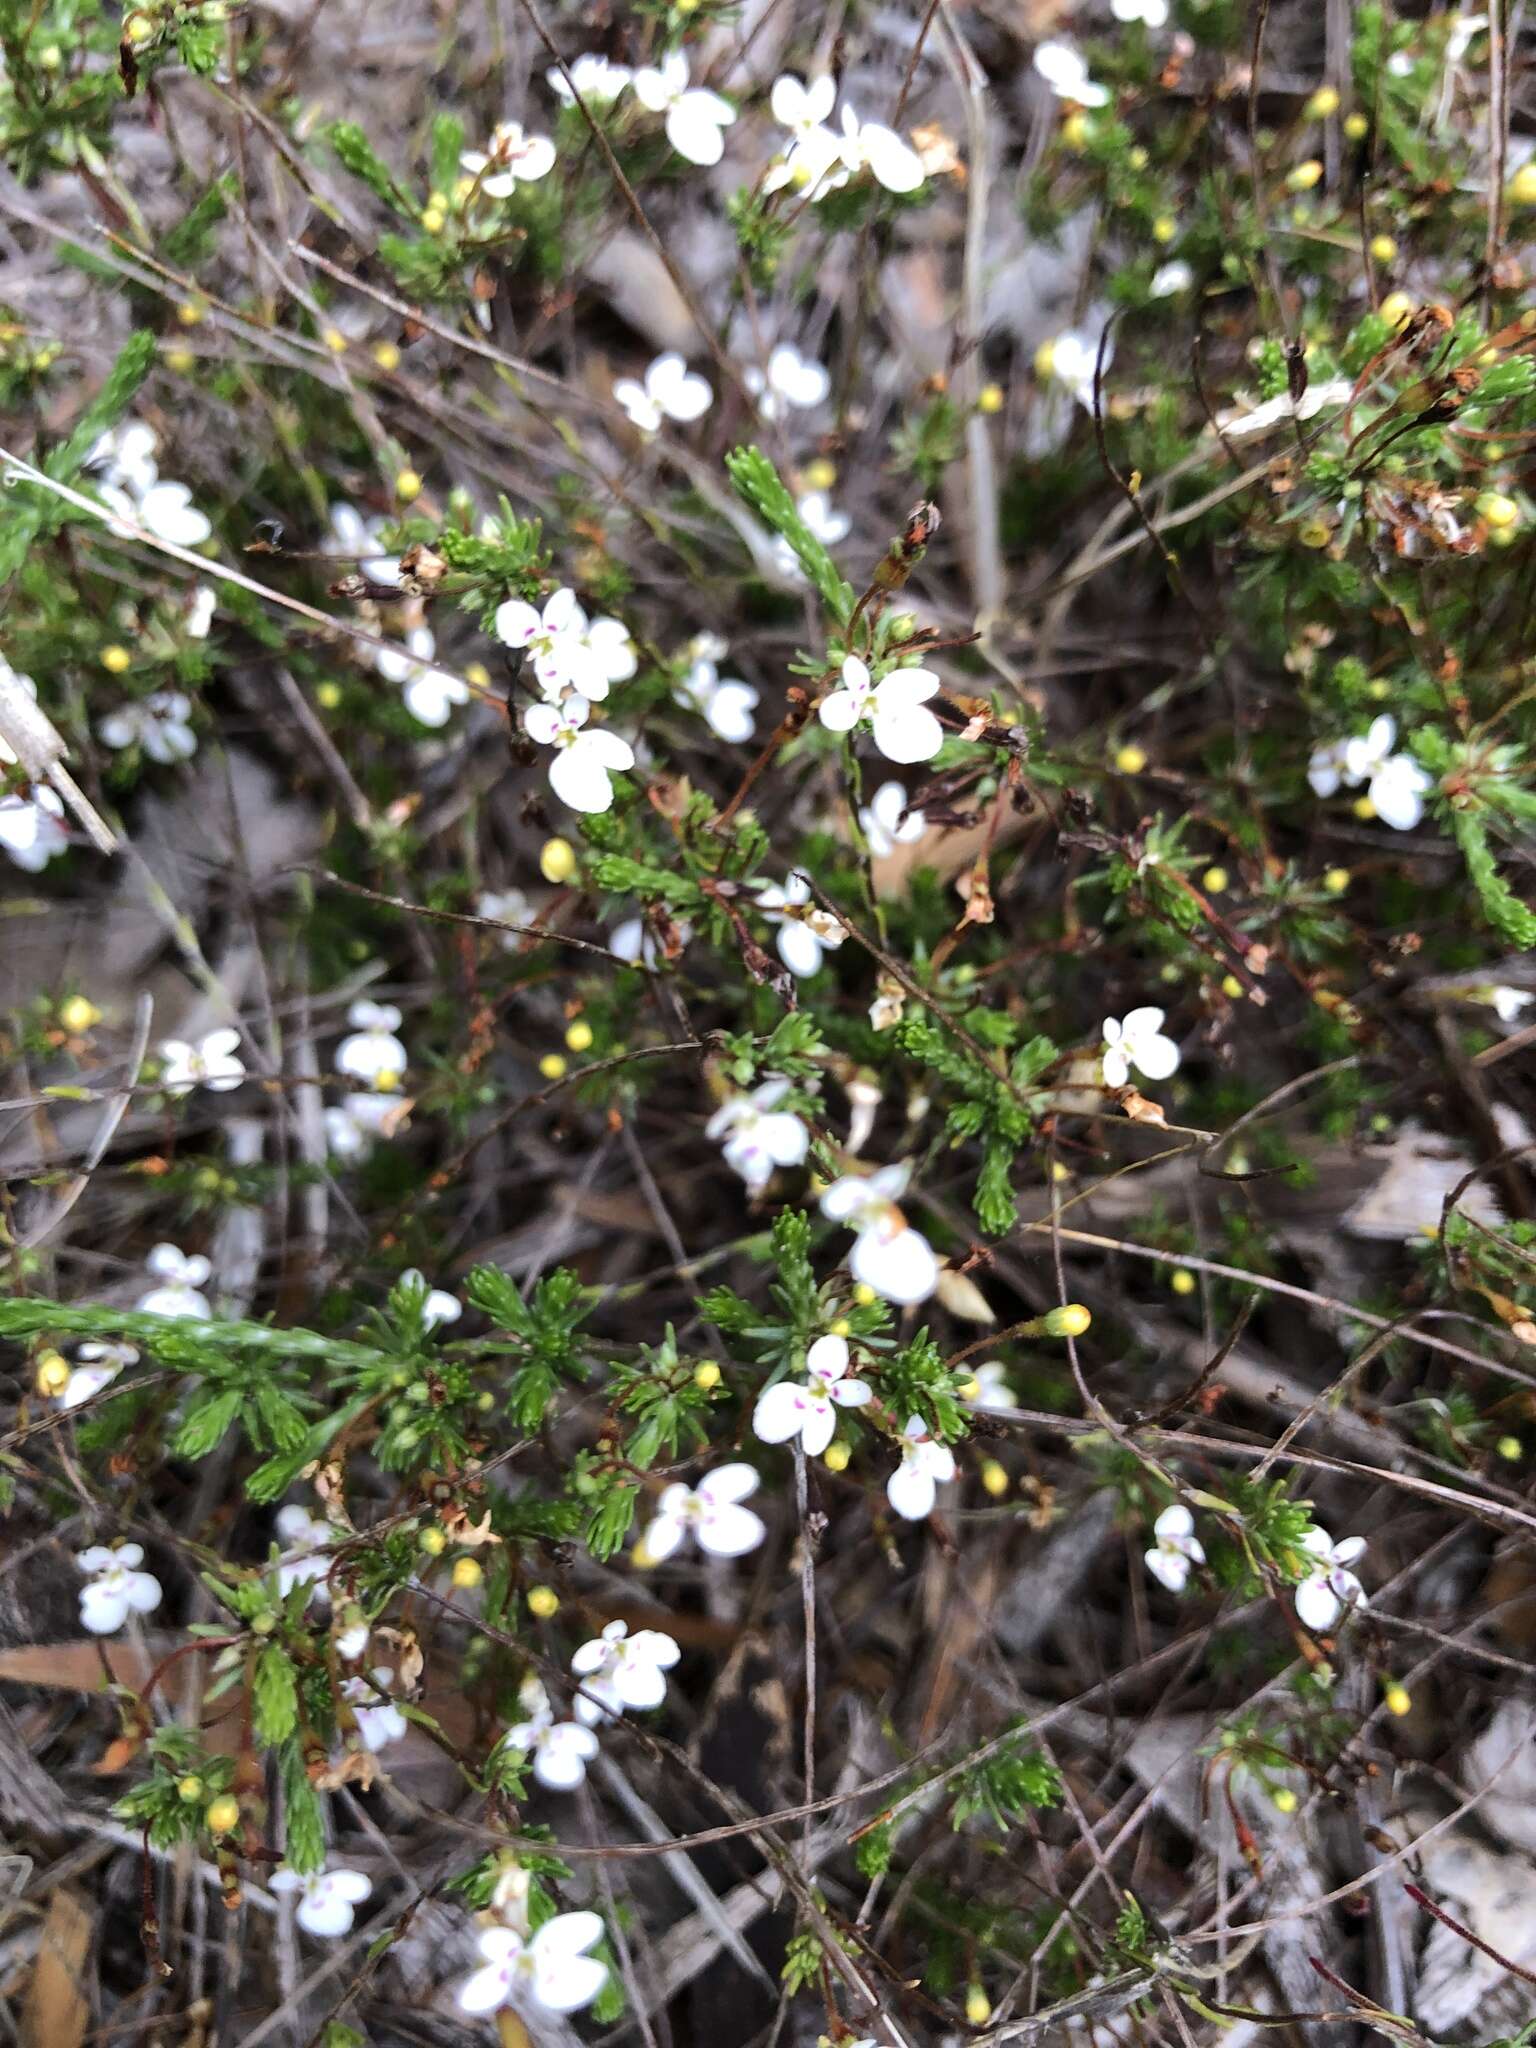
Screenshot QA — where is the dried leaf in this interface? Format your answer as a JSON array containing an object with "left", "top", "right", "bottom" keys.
[{"left": 23, "top": 1889, "right": 91, "bottom": 2048}]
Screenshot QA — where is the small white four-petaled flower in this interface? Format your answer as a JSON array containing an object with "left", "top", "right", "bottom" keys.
[
  {"left": 274, "top": 1503, "right": 336, "bottom": 1599},
  {"left": 0, "top": 785, "right": 69, "bottom": 872},
  {"left": 859, "top": 781, "right": 926, "bottom": 858},
  {"left": 1144, "top": 1505, "right": 1204, "bottom": 1593},
  {"left": 706, "top": 1077, "right": 809, "bottom": 1191},
  {"left": 818, "top": 656, "right": 945, "bottom": 765},
  {"left": 674, "top": 654, "right": 759, "bottom": 741},
  {"left": 57, "top": 1340, "right": 138, "bottom": 1410},
  {"left": 959, "top": 1361, "right": 1013, "bottom": 1413},
  {"left": 158, "top": 1028, "right": 246, "bottom": 1097},
  {"left": 755, "top": 869, "right": 846, "bottom": 979},
  {"left": 77, "top": 1543, "right": 163, "bottom": 1634},
  {"left": 1294, "top": 1527, "right": 1367, "bottom": 1631},
  {"left": 1101, "top": 1006, "right": 1181, "bottom": 1090},
  {"left": 886, "top": 1417, "right": 956, "bottom": 1521},
  {"left": 548, "top": 54, "right": 632, "bottom": 104},
  {"left": 570, "top": 1619, "right": 681, "bottom": 1724},
  {"left": 341, "top": 1668, "right": 408, "bottom": 1752},
  {"left": 613, "top": 353, "right": 713, "bottom": 435},
  {"left": 1033, "top": 39, "right": 1110, "bottom": 106},
  {"left": 375, "top": 624, "right": 470, "bottom": 728},
  {"left": 745, "top": 344, "right": 831, "bottom": 419},
  {"left": 336, "top": 1000, "right": 407, "bottom": 1086},
  {"left": 399, "top": 1267, "right": 461, "bottom": 1330},
  {"left": 1309, "top": 715, "right": 1432, "bottom": 829},
  {"left": 642, "top": 1463, "right": 766, "bottom": 1560},
  {"left": 753, "top": 1333, "right": 872, "bottom": 1456},
  {"left": 819, "top": 1162, "right": 939, "bottom": 1305},
  {"left": 632, "top": 51, "right": 736, "bottom": 166},
  {"left": 98, "top": 690, "right": 198, "bottom": 764},
  {"left": 503, "top": 1675, "right": 600, "bottom": 1790},
  {"left": 269, "top": 1865, "right": 372, "bottom": 1937},
  {"left": 136, "top": 1243, "right": 212, "bottom": 1319},
  {"left": 456, "top": 1910, "right": 608, "bottom": 2016},
  {"left": 523, "top": 695, "right": 635, "bottom": 815},
  {"left": 461, "top": 122, "right": 556, "bottom": 195}
]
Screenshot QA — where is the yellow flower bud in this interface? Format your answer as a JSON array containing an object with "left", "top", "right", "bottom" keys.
[
  {"left": 316, "top": 681, "right": 343, "bottom": 711},
  {"left": 101, "top": 644, "right": 132, "bottom": 674},
  {"left": 321, "top": 325, "right": 348, "bottom": 355},
  {"left": 1286, "top": 158, "right": 1324, "bottom": 192},
  {"left": 419, "top": 1526, "right": 448, "bottom": 1556},
  {"left": 1046, "top": 1303, "right": 1091, "bottom": 1338},
  {"left": 1170, "top": 1269, "right": 1197, "bottom": 1297},
  {"left": 693, "top": 1361, "right": 721, "bottom": 1391},
  {"left": 966, "top": 1986, "right": 993, "bottom": 2025},
  {"left": 1221, "top": 973, "right": 1245, "bottom": 1000},
  {"left": 1297, "top": 518, "right": 1332, "bottom": 549},
  {"left": 822, "top": 1441, "right": 851, "bottom": 1473},
  {"left": 59, "top": 995, "right": 101, "bottom": 1034},
  {"left": 1127, "top": 147, "right": 1148, "bottom": 171},
  {"left": 1343, "top": 111, "right": 1369, "bottom": 140},
  {"left": 1478, "top": 491, "right": 1520, "bottom": 530},
  {"left": 1379, "top": 291, "right": 1414, "bottom": 330},
  {"left": 852, "top": 1283, "right": 877, "bottom": 1308},
  {"left": 1352, "top": 795, "right": 1377, "bottom": 821},
  {"left": 205, "top": 1795, "right": 240, "bottom": 1835},
  {"left": 1383, "top": 1681, "right": 1411, "bottom": 1717},
  {"left": 1114, "top": 743, "right": 1148, "bottom": 775},
  {"left": 631, "top": 1537, "right": 657, "bottom": 1569},
  {"left": 1060, "top": 111, "right": 1090, "bottom": 150},
  {"left": 977, "top": 382, "right": 1006, "bottom": 415},
  {"left": 527, "top": 1584, "right": 560, "bottom": 1618},
  {"left": 372, "top": 339, "right": 402, "bottom": 371},
  {"left": 980, "top": 1460, "right": 1009, "bottom": 1500},
  {"left": 421, "top": 204, "right": 447, "bottom": 234},
  {"left": 1272, "top": 1786, "right": 1298, "bottom": 1813},
  {"left": 464, "top": 662, "right": 491, "bottom": 691},
  {"left": 540, "top": 837, "right": 577, "bottom": 884},
  {"left": 565, "top": 1020, "right": 594, "bottom": 1053},
  {"left": 801, "top": 456, "right": 837, "bottom": 492},
  {"left": 164, "top": 347, "right": 196, "bottom": 374},
  {"left": 394, "top": 467, "right": 423, "bottom": 503},
  {"left": 176, "top": 300, "right": 205, "bottom": 327},
  {"left": 829, "top": 1318, "right": 851, "bottom": 1339},
  {"left": 451, "top": 1557, "right": 483, "bottom": 1590},
  {"left": 1151, "top": 214, "right": 1177, "bottom": 245},
  {"left": 35, "top": 1351, "right": 71, "bottom": 1397},
  {"left": 539, "top": 1053, "right": 568, "bottom": 1081},
  {"left": 1033, "top": 338, "right": 1058, "bottom": 382},
  {"left": 957, "top": 1375, "right": 982, "bottom": 1401},
  {"left": 1368, "top": 233, "right": 1398, "bottom": 264},
  {"left": 1508, "top": 162, "right": 1536, "bottom": 206},
  {"left": 371, "top": 1067, "right": 401, "bottom": 1094},
  {"left": 1049, "top": 1160, "right": 1071, "bottom": 1183},
  {"left": 177, "top": 1776, "right": 204, "bottom": 1803},
  {"left": 1497, "top": 1434, "right": 1522, "bottom": 1461},
  {"left": 1202, "top": 865, "right": 1229, "bottom": 895},
  {"left": 1324, "top": 866, "right": 1350, "bottom": 894}
]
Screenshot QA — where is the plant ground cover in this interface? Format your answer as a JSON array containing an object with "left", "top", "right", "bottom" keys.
[{"left": 1, "top": 1, "right": 1536, "bottom": 2044}]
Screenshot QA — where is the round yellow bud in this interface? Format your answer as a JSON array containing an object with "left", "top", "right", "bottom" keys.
[
  {"left": 1383, "top": 1682, "right": 1411, "bottom": 1718},
  {"left": 1049, "top": 1160, "right": 1072, "bottom": 1182},
  {"left": 1286, "top": 158, "right": 1324, "bottom": 192},
  {"left": 980, "top": 1460, "right": 1009, "bottom": 1500},
  {"left": 1127, "top": 147, "right": 1148, "bottom": 171},
  {"left": 1047, "top": 1303, "right": 1092, "bottom": 1338},
  {"left": 316, "top": 680, "right": 343, "bottom": 711},
  {"left": 1498, "top": 1434, "right": 1523, "bottom": 1461},
  {"left": 1114, "top": 743, "right": 1148, "bottom": 775},
  {"left": 1508, "top": 162, "right": 1536, "bottom": 206},
  {"left": 372, "top": 339, "right": 402, "bottom": 371},
  {"left": 1305, "top": 86, "right": 1341, "bottom": 119},
  {"left": 1478, "top": 491, "right": 1520, "bottom": 530},
  {"left": 1170, "top": 1269, "right": 1197, "bottom": 1297},
  {"left": 957, "top": 1374, "right": 982, "bottom": 1401},
  {"left": 540, "top": 837, "right": 577, "bottom": 884},
  {"left": 1352, "top": 795, "right": 1378, "bottom": 821},
  {"left": 1060, "top": 111, "right": 1090, "bottom": 151},
  {"left": 1151, "top": 214, "right": 1177, "bottom": 245},
  {"left": 164, "top": 347, "right": 196, "bottom": 374},
  {"left": 394, "top": 467, "right": 423, "bottom": 503},
  {"left": 421, "top": 205, "right": 447, "bottom": 235},
  {"left": 565, "top": 1020, "right": 594, "bottom": 1053},
  {"left": 693, "top": 1361, "right": 721, "bottom": 1392},
  {"left": 631, "top": 1537, "right": 658, "bottom": 1569},
  {"left": 59, "top": 995, "right": 101, "bottom": 1034},
  {"left": 802, "top": 456, "right": 837, "bottom": 492},
  {"left": 977, "top": 382, "right": 1006, "bottom": 415},
  {"left": 464, "top": 662, "right": 491, "bottom": 691},
  {"left": 321, "top": 326, "right": 348, "bottom": 355},
  {"left": 451, "top": 1557, "right": 484, "bottom": 1590},
  {"left": 1297, "top": 518, "right": 1332, "bottom": 549},
  {"left": 527, "top": 1584, "right": 560, "bottom": 1618},
  {"left": 205, "top": 1795, "right": 240, "bottom": 1835},
  {"left": 37, "top": 42, "right": 62, "bottom": 67},
  {"left": 35, "top": 1351, "right": 71, "bottom": 1397},
  {"left": 822, "top": 1441, "right": 852, "bottom": 1473},
  {"left": 177, "top": 1775, "right": 204, "bottom": 1803},
  {"left": 1272, "top": 1786, "right": 1299, "bottom": 1814},
  {"left": 1033, "top": 338, "right": 1058, "bottom": 382},
  {"left": 852, "top": 1283, "right": 877, "bottom": 1308},
  {"left": 1202, "top": 865, "right": 1230, "bottom": 894},
  {"left": 829, "top": 1318, "right": 852, "bottom": 1339},
  {"left": 1379, "top": 291, "right": 1414, "bottom": 330},
  {"left": 539, "top": 1053, "right": 568, "bottom": 1082},
  {"left": 371, "top": 1067, "right": 401, "bottom": 1094},
  {"left": 966, "top": 1986, "right": 993, "bottom": 2025},
  {"left": 176, "top": 300, "right": 205, "bottom": 327},
  {"left": 1221, "top": 973, "right": 1245, "bottom": 1000},
  {"left": 1343, "top": 111, "right": 1369, "bottom": 140},
  {"left": 126, "top": 14, "right": 154, "bottom": 41},
  {"left": 1324, "top": 866, "right": 1351, "bottom": 894},
  {"left": 419, "top": 1526, "right": 448, "bottom": 1556},
  {"left": 101, "top": 644, "right": 132, "bottom": 674},
  {"left": 1367, "top": 677, "right": 1391, "bottom": 699},
  {"left": 1368, "top": 233, "right": 1398, "bottom": 264}
]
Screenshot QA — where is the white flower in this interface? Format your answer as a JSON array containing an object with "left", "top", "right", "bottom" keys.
[
  {"left": 504, "top": 1677, "right": 601, "bottom": 1790},
  {"left": 886, "top": 1416, "right": 956, "bottom": 1521},
  {"left": 1145, "top": 1504, "right": 1204, "bottom": 1593},
  {"left": 341, "top": 1668, "right": 408, "bottom": 1752},
  {"left": 134, "top": 481, "right": 212, "bottom": 548},
  {"left": 769, "top": 73, "right": 836, "bottom": 140},
  {"left": 772, "top": 492, "right": 850, "bottom": 582},
  {"left": 336, "top": 1000, "right": 407, "bottom": 1085},
  {"left": 818, "top": 656, "right": 944, "bottom": 765},
  {"left": 374, "top": 624, "right": 470, "bottom": 728},
  {"left": 642, "top": 1464, "right": 765, "bottom": 1560},
  {"left": 548, "top": 53, "right": 632, "bottom": 103},
  {"left": 1217, "top": 378, "right": 1353, "bottom": 440},
  {"left": 478, "top": 887, "right": 534, "bottom": 946},
  {"left": 674, "top": 656, "right": 759, "bottom": 742},
  {"left": 611, "top": 912, "right": 693, "bottom": 966},
  {"left": 831, "top": 104, "right": 926, "bottom": 193},
  {"left": 568, "top": 610, "right": 638, "bottom": 699},
  {"left": 1039, "top": 327, "right": 1111, "bottom": 408},
  {"left": 457, "top": 1911, "right": 608, "bottom": 2016},
  {"left": 523, "top": 695, "right": 634, "bottom": 814},
  {"left": 159, "top": 1027, "right": 246, "bottom": 1097},
  {"left": 1101, "top": 1007, "right": 1181, "bottom": 1090},
  {"left": 1308, "top": 737, "right": 1350, "bottom": 798},
  {"left": 613, "top": 352, "right": 713, "bottom": 435},
  {"left": 88, "top": 421, "right": 160, "bottom": 495},
  {"left": 76, "top": 1543, "right": 162, "bottom": 1634},
  {"left": 1112, "top": 0, "right": 1168, "bottom": 23},
  {"left": 136, "top": 1242, "right": 212, "bottom": 1319},
  {"left": 706, "top": 1077, "right": 809, "bottom": 1190},
  {"left": 185, "top": 585, "right": 216, "bottom": 639},
  {"left": 275, "top": 1503, "right": 335, "bottom": 1598},
  {"left": 1492, "top": 986, "right": 1533, "bottom": 1023},
  {"left": 324, "top": 1090, "right": 404, "bottom": 1160},
  {"left": 859, "top": 781, "right": 926, "bottom": 858},
  {"left": 335, "top": 1619, "right": 370, "bottom": 1661},
  {"left": 755, "top": 868, "right": 846, "bottom": 978},
  {"left": 960, "top": 1361, "right": 1013, "bottom": 1413},
  {"left": 1150, "top": 259, "right": 1193, "bottom": 297},
  {"left": 327, "top": 502, "right": 400, "bottom": 586},
  {"left": 570, "top": 1619, "right": 680, "bottom": 1725},
  {"left": 819, "top": 1162, "right": 939, "bottom": 1306},
  {"left": 400, "top": 1267, "right": 460, "bottom": 1330},
  {"left": 0, "top": 786, "right": 69, "bottom": 872},
  {"left": 269, "top": 1866, "right": 372, "bottom": 1938},
  {"left": 1343, "top": 714, "right": 1433, "bottom": 830},
  {"left": 98, "top": 690, "right": 198, "bottom": 765},
  {"left": 1034, "top": 39, "right": 1110, "bottom": 105},
  {"left": 58, "top": 1341, "right": 137, "bottom": 1410},
  {"left": 744, "top": 344, "right": 831, "bottom": 420},
  {"left": 1294, "top": 1527, "right": 1368, "bottom": 1631},
  {"left": 495, "top": 586, "right": 588, "bottom": 693},
  {"left": 461, "top": 121, "right": 556, "bottom": 196},
  {"left": 753, "top": 1333, "right": 873, "bottom": 1456},
  {"left": 632, "top": 51, "right": 736, "bottom": 166}
]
